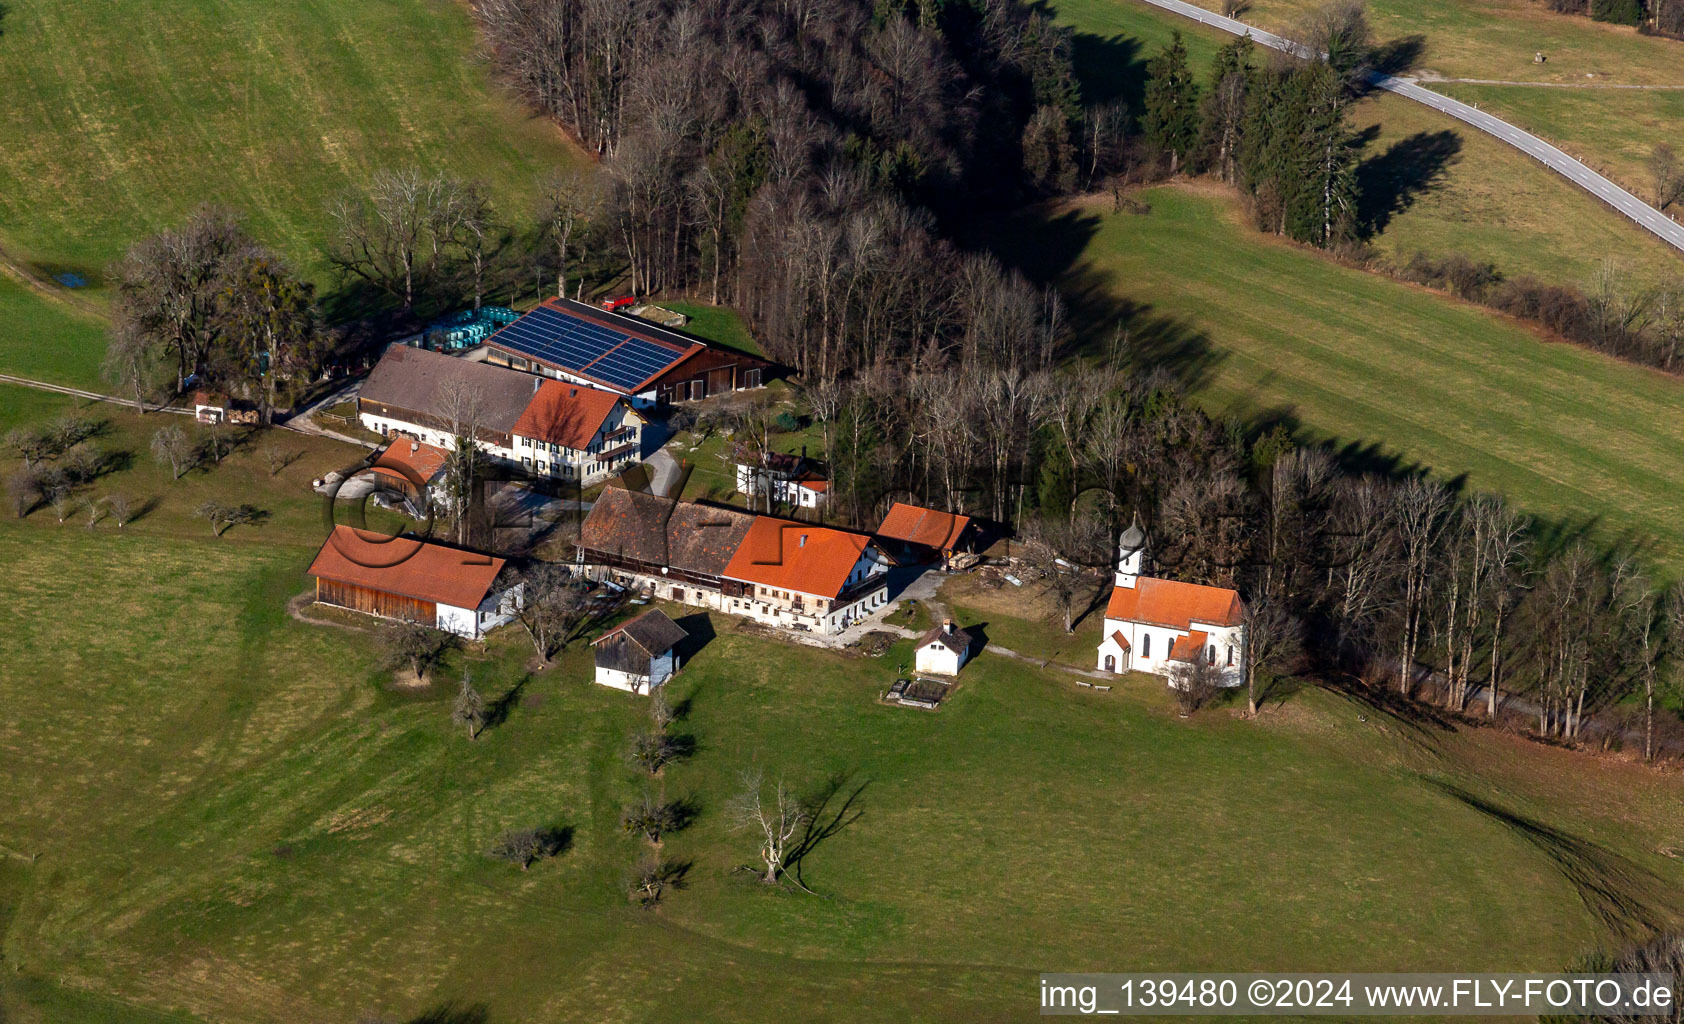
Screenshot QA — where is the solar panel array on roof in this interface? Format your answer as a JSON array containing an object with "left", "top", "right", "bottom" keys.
[
  {"left": 491, "top": 303, "right": 690, "bottom": 393},
  {"left": 592, "top": 337, "right": 681, "bottom": 390}
]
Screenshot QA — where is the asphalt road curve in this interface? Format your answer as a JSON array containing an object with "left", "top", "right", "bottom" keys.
[{"left": 1135, "top": 0, "right": 1684, "bottom": 256}]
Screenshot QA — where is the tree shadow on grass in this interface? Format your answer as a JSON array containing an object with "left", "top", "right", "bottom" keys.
[
  {"left": 785, "top": 771, "right": 869, "bottom": 895},
  {"left": 1069, "top": 31, "right": 1150, "bottom": 112},
  {"left": 980, "top": 204, "right": 1228, "bottom": 392},
  {"left": 1369, "top": 34, "right": 1429, "bottom": 80},
  {"left": 1356, "top": 129, "right": 1463, "bottom": 237},
  {"left": 1427, "top": 779, "right": 1682, "bottom": 941},
  {"left": 482, "top": 675, "right": 531, "bottom": 731},
  {"left": 403, "top": 1003, "right": 492, "bottom": 1024}
]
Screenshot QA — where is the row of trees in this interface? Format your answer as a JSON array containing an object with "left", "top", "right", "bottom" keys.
[
  {"left": 103, "top": 207, "right": 329, "bottom": 421},
  {"left": 1395, "top": 253, "right": 1684, "bottom": 375},
  {"left": 978, "top": 362, "right": 1684, "bottom": 757},
  {"left": 1145, "top": 32, "right": 1362, "bottom": 247},
  {"left": 770, "top": 347, "right": 1680, "bottom": 756},
  {"left": 1545, "top": 0, "right": 1684, "bottom": 35}
]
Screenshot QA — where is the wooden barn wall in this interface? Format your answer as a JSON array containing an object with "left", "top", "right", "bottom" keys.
[{"left": 316, "top": 578, "right": 435, "bottom": 623}]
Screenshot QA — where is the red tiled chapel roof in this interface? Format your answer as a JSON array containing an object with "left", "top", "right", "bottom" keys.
[{"left": 1105, "top": 577, "right": 1245, "bottom": 630}]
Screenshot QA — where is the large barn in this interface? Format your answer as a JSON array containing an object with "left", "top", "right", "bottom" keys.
[
  {"left": 483, "top": 297, "right": 772, "bottom": 408},
  {"left": 307, "top": 526, "right": 522, "bottom": 638}
]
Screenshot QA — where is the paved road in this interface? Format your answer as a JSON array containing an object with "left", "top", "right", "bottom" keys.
[{"left": 1135, "top": 0, "right": 1684, "bottom": 257}]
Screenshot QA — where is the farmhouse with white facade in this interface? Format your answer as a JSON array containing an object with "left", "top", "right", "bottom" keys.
[
  {"left": 357, "top": 345, "right": 643, "bottom": 486},
  {"left": 736, "top": 452, "right": 830, "bottom": 509},
  {"left": 1095, "top": 522, "right": 1245, "bottom": 686},
  {"left": 578, "top": 485, "right": 890, "bottom": 634}
]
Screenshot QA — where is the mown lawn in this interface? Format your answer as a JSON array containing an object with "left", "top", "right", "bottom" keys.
[
  {"left": 2, "top": 515, "right": 1682, "bottom": 1022},
  {"left": 0, "top": 278, "right": 113, "bottom": 392},
  {"left": 991, "top": 185, "right": 1684, "bottom": 572},
  {"left": 1044, "top": 0, "right": 1683, "bottom": 289},
  {"left": 0, "top": 0, "right": 583, "bottom": 387},
  {"left": 0, "top": 0, "right": 578, "bottom": 284},
  {"left": 660, "top": 301, "right": 763, "bottom": 355}
]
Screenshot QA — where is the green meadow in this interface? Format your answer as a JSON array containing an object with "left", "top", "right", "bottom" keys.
[
  {"left": 2, "top": 516, "right": 1680, "bottom": 1022},
  {"left": 993, "top": 185, "right": 1684, "bottom": 571}
]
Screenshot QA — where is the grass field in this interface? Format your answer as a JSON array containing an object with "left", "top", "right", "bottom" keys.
[
  {"left": 0, "top": 0, "right": 585, "bottom": 394},
  {"left": 0, "top": 0, "right": 578, "bottom": 290},
  {"left": 1046, "top": 0, "right": 1683, "bottom": 287},
  {"left": 991, "top": 185, "right": 1684, "bottom": 572},
  {"left": 4, "top": 389, "right": 1684, "bottom": 1021},
  {"left": 0, "top": 278, "right": 119, "bottom": 391},
  {"left": 3, "top": 513, "right": 1683, "bottom": 1022},
  {"left": 1435, "top": 82, "right": 1684, "bottom": 202}
]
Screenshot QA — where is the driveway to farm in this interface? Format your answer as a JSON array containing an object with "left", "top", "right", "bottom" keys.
[
  {"left": 0, "top": 370, "right": 382, "bottom": 454},
  {"left": 1134, "top": 0, "right": 1684, "bottom": 257},
  {"left": 0, "top": 373, "right": 193, "bottom": 414}
]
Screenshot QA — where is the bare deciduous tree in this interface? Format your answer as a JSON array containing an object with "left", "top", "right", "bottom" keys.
[
  {"left": 621, "top": 795, "right": 681, "bottom": 845},
  {"left": 193, "top": 501, "right": 263, "bottom": 537},
  {"left": 5, "top": 469, "right": 39, "bottom": 518},
  {"left": 453, "top": 672, "right": 487, "bottom": 740},
  {"left": 516, "top": 563, "right": 590, "bottom": 663},
  {"left": 1242, "top": 594, "right": 1301, "bottom": 715},
  {"left": 536, "top": 167, "right": 599, "bottom": 299},
  {"left": 727, "top": 768, "right": 809, "bottom": 885},
  {"left": 259, "top": 440, "right": 300, "bottom": 477},
  {"left": 107, "top": 492, "right": 134, "bottom": 528},
  {"left": 150, "top": 425, "right": 195, "bottom": 480},
  {"left": 488, "top": 827, "right": 566, "bottom": 869},
  {"left": 376, "top": 618, "right": 458, "bottom": 686},
  {"left": 629, "top": 730, "right": 677, "bottom": 775},
  {"left": 1392, "top": 478, "right": 1450, "bottom": 695}
]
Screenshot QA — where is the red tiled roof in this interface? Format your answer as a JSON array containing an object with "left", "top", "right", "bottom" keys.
[
  {"left": 1105, "top": 578, "right": 1245, "bottom": 630},
  {"left": 1109, "top": 630, "right": 1131, "bottom": 651},
  {"left": 1171, "top": 630, "right": 1210, "bottom": 663},
  {"left": 875, "top": 502, "right": 971, "bottom": 550},
  {"left": 794, "top": 474, "right": 829, "bottom": 493},
  {"left": 369, "top": 440, "right": 449, "bottom": 486},
  {"left": 513, "top": 381, "right": 624, "bottom": 450},
  {"left": 723, "top": 517, "right": 874, "bottom": 598},
  {"left": 308, "top": 526, "right": 506, "bottom": 609}
]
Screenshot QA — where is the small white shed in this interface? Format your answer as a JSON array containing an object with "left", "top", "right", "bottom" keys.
[
  {"left": 592, "top": 608, "right": 689, "bottom": 694},
  {"left": 914, "top": 620, "right": 977, "bottom": 676}
]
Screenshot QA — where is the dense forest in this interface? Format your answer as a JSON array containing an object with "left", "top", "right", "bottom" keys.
[{"left": 477, "top": 0, "right": 1099, "bottom": 382}]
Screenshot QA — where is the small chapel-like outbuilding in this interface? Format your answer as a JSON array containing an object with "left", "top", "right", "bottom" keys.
[{"left": 1095, "top": 520, "right": 1246, "bottom": 688}]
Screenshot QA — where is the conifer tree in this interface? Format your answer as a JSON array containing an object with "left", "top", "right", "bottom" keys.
[
  {"left": 1199, "top": 35, "right": 1257, "bottom": 183},
  {"left": 1142, "top": 33, "right": 1201, "bottom": 172}
]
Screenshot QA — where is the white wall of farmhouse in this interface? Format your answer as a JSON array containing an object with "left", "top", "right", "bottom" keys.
[{"left": 360, "top": 407, "right": 641, "bottom": 486}]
